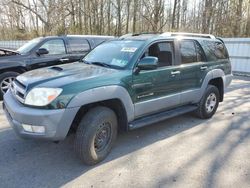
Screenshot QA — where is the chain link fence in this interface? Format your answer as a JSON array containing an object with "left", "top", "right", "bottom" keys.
[
  {"left": 224, "top": 38, "right": 250, "bottom": 75},
  {"left": 0, "top": 40, "right": 28, "bottom": 50}
]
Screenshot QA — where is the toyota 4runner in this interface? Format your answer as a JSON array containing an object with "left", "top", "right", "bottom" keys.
[{"left": 3, "top": 32, "right": 233, "bottom": 165}]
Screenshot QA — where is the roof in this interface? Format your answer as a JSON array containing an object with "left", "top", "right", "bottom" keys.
[{"left": 66, "top": 35, "right": 114, "bottom": 38}]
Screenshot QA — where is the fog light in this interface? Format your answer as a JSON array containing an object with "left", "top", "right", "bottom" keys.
[
  {"left": 22, "top": 124, "right": 45, "bottom": 134},
  {"left": 32, "top": 126, "right": 45, "bottom": 133}
]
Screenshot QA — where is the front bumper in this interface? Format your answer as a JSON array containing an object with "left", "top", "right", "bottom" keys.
[{"left": 3, "top": 90, "right": 79, "bottom": 141}]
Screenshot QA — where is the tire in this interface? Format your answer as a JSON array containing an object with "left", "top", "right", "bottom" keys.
[
  {"left": 195, "top": 85, "right": 220, "bottom": 119},
  {"left": 0, "top": 71, "right": 19, "bottom": 100},
  {"left": 74, "top": 106, "right": 118, "bottom": 165}
]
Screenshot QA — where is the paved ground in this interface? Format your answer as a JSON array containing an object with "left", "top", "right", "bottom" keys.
[{"left": 0, "top": 76, "right": 249, "bottom": 188}]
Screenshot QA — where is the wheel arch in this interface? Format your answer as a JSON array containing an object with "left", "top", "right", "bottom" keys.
[
  {"left": 70, "top": 98, "right": 129, "bottom": 132},
  {"left": 208, "top": 77, "right": 224, "bottom": 102},
  {"left": 0, "top": 66, "right": 27, "bottom": 74},
  {"left": 67, "top": 85, "right": 135, "bottom": 132},
  {"left": 199, "top": 69, "right": 226, "bottom": 102}
]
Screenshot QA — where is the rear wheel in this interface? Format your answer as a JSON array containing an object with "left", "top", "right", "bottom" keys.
[
  {"left": 74, "top": 106, "right": 117, "bottom": 165},
  {"left": 195, "top": 85, "right": 220, "bottom": 119},
  {"left": 0, "top": 72, "right": 19, "bottom": 99}
]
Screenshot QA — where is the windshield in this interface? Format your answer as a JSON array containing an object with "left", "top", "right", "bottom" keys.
[
  {"left": 84, "top": 40, "right": 144, "bottom": 68},
  {"left": 17, "top": 38, "right": 42, "bottom": 54}
]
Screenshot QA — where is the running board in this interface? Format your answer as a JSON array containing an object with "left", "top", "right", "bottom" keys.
[{"left": 129, "top": 105, "right": 197, "bottom": 130}]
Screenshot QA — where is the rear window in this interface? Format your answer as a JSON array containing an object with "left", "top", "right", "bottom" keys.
[
  {"left": 68, "top": 38, "right": 90, "bottom": 53},
  {"left": 200, "top": 40, "right": 229, "bottom": 61}
]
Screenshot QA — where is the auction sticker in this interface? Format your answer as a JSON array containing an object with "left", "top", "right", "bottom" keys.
[{"left": 121, "top": 47, "right": 137, "bottom": 53}]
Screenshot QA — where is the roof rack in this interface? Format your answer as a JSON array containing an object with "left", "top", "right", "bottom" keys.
[
  {"left": 160, "top": 32, "right": 216, "bottom": 39},
  {"left": 119, "top": 32, "right": 160, "bottom": 39}
]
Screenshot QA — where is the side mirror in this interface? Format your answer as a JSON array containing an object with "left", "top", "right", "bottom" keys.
[
  {"left": 137, "top": 56, "right": 158, "bottom": 71},
  {"left": 36, "top": 48, "right": 49, "bottom": 56}
]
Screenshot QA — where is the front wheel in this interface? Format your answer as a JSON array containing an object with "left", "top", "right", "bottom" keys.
[
  {"left": 0, "top": 72, "right": 19, "bottom": 99},
  {"left": 195, "top": 85, "right": 220, "bottom": 119},
  {"left": 74, "top": 106, "right": 118, "bottom": 165}
]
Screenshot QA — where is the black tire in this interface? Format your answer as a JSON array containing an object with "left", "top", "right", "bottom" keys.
[
  {"left": 74, "top": 106, "right": 118, "bottom": 165},
  {"left": 0, "top": 71, "right": 19, "bottom": 100},
  {"left": 195, "top": 85, "right": 220, "bottom": 119}
]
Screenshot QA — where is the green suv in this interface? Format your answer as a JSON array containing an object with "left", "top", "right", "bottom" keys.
[{"left": 3, "top": 32, "right": 233, "bottom": 165}]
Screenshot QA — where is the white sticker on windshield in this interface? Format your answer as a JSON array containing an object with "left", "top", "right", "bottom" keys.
[{"left": 121, "top": 47, "right": 137, "bottom": 53}]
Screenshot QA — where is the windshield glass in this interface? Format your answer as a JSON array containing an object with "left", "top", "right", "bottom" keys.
[
  {"left": 17, "top": 38, "right": 42, "bottom": 54},
  {"left": 84, "top": 40, "right": 144, "bottom": 68}
]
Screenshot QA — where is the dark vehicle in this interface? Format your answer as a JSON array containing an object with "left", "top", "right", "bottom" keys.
[
  {"left": 3, "top": 32, "right": 232, "bottom": 165},
  {"left": 0, "top": 35, "right": 113, "bottom": 98}
]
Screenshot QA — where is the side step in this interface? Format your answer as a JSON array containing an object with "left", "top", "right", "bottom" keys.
[{"left": 129, "top": 105, "right": 197, "bottom": 130}]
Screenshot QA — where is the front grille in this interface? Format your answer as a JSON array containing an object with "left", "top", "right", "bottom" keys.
[{"left": 10, "top": 79, "right": 26, "bottom": 103}]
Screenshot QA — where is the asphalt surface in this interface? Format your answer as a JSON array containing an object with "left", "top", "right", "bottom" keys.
[{"left": 0, "top": 76, "right": 249, "bottom": 188}]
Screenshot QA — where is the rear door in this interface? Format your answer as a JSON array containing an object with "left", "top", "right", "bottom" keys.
[
  {"left": 66, "top": 37, "right": 91, "bottom": 62},
  {"left": 177, "top": 39, "right": 207, "bottom": 105},
  {"left": 132, "top": 40, "right": 182, "bottom": 118}
]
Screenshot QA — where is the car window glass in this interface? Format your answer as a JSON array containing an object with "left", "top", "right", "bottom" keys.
[
  {"left": 68, "top": 38, "right": 90, "bottom": 53},
  {"left": 84, "top": 40, "right": 144, "bottom": 68},
  {"left": 144, "top": 42, "right": 174, "bottom": 67},
  {"left": 200, "top": 40, "right": 228, "bottom": 61},
  {"left": 40, "top": 39, "right": 66, "bottom": 55},
  {"left": 180, "top": 40, "right": 197, "bottom": 64},
  {"left": 214, "top": 42, "right": 228, "bottom": 59},
  {"left": 17, "top": 38, "right": 42, "bottom": 55},
  {"left": 195, "top": 42, "right": 206, "bottom": 62}
]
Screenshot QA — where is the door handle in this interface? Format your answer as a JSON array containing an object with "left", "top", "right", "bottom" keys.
[
  {"left": 171, "top": 71, "right": 180, "bottom": 76},
  {"left": 60, "top": 58, "right": 69, "bottom": 62},
  {"left": 200, "top": 66, "right": 208, "bottom": 71}
]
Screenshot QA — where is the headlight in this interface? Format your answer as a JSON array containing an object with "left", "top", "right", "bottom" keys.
[{"left": 24, "top": 88, "right": 63, "bottom": 106}]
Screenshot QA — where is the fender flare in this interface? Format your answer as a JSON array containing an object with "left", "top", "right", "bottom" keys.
[
  {"left": 197, "top": 69, "right": 226, "bottom": 102},
  {"left": 67, "top": 85, "right": 135, "bottom": 122}
]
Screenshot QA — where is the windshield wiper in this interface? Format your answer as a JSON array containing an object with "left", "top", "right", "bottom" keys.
[{"left": 90, "top": 62, "right": 111, "bottom": 68}]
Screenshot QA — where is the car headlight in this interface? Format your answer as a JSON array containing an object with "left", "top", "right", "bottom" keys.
[{"left": 24, "top": 88, "right": 63, "bottom": 106}]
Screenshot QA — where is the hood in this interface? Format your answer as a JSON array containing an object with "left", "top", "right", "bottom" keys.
[
  {"left": 17, "top": 62, "right": 120, "bottom": 88},
  {"left": 0, "top": 48, "right": 19, "bottom": 57}
]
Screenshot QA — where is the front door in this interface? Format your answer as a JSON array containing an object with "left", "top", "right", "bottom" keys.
[
  {"left": 29, "top": 39, "right": 70, "bottom": 70},
  {"left": 132, "top": 41, "right": 182, "bottom": 118}
]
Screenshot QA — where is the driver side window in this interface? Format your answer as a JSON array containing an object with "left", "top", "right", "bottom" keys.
[
  {"left": 40, "top": 39, "right": 66, "bottom": 55},
  {"left": 143, "top": 42, "right": 174, "bottom": 67}
]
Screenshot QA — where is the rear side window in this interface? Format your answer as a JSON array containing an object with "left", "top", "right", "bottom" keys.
[
  {"left": 200, "top": 40, "right": 229, "bottom": 61},
  {"left": 180, "top": 40, "right": 197, "bottom": 64},
  {"left": 68, "top": 38, "right": 90, "bottom": 53}
]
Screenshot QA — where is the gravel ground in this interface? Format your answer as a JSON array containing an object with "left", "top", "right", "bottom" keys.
[{"left": 0, "top": 76, "right": 249, "bottom": 188}]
